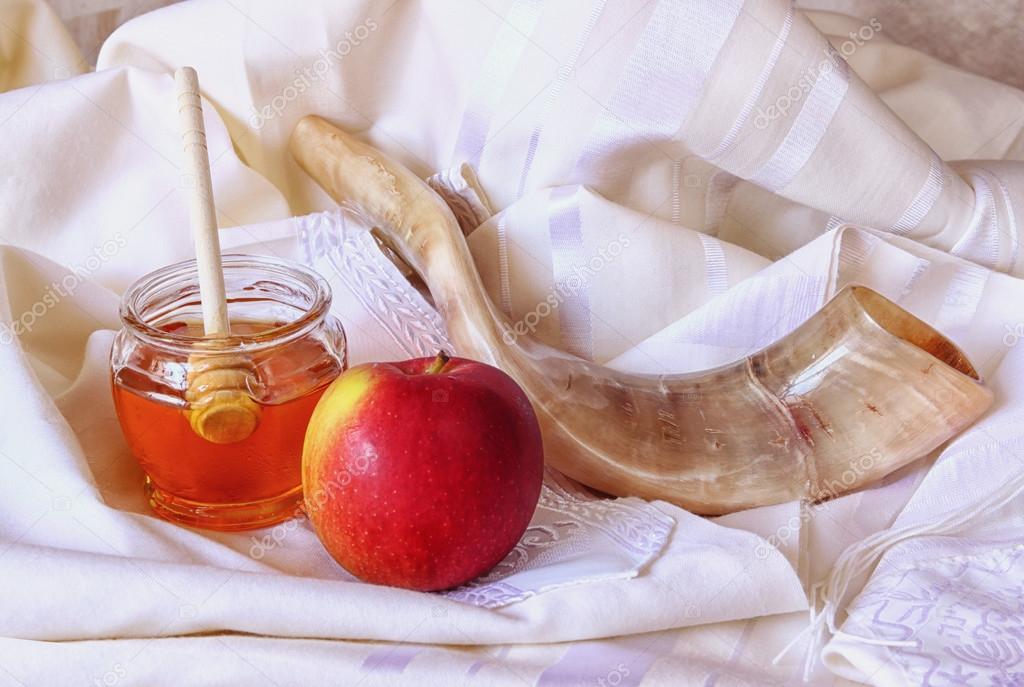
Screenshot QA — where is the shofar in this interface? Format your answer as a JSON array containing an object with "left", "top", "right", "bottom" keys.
[{"left": 290, "top": 115, "right": 993, "bottom": 515}]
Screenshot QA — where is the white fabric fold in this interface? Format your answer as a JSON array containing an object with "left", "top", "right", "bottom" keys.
[
  {"left": 0, "top": 215, "right": 808, "bottom": 652},
  {"left": 822, "top": 347, "right": 1024, "bottom": 686},
  {"left": 4, "top": 0, "right": 1024, "bottom": 683}
]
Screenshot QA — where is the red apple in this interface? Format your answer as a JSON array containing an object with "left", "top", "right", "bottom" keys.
[{"left": 302, "top": 351, "right": 544, "bottom": 591}]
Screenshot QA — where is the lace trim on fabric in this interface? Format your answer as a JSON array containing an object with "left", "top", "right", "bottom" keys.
[{"left": 296, "top": 208, "right": 674, "bottom": 608}]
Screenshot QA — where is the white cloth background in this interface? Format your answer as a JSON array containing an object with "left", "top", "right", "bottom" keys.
[
  {"left": 3, "top": 0, "right": 1024, "bottom": 685},
  {"left": 822, "top": 346, "right": 1024, "bottom": 685}
]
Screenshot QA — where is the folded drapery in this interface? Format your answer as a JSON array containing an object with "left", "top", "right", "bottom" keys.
[
  {"left": 0, "top": 0, "right": 84, "bottom": 91},
  {"left": 821, "top": 346, "right": 1024, "bottom": 685},
  {"left": 3, "top": 0, "right": 1024, "bottom": 684}
]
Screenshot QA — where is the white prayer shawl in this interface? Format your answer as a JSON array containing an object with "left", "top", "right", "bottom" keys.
[{"left": 2, "top": 0, "right": 1024, "bottom": 684}]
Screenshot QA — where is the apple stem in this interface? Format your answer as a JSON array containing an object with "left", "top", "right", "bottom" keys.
[{"left": 425, "top": 350, "right": 451, "bottom": 375}]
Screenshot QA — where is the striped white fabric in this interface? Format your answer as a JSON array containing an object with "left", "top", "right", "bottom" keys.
[
  {"left": 891, "top": 154, "right": 945, "bottom": 237},
  {"left": 572, "top": 0, "right": 744, "bottom": 182},
  {"left": 450, "top": 0, "right": 545, "bottom": 168},
  {"left": 547, "top": 186, "right": 596, "bottom": 360},
  {"left": 706, "top": 4, "right": 796, "bottom": 162},
  {"left": 952, "top": 171, "right": 1002, "bottom": 269},
  {"left": 513, "top": 0, "right": 607, "bottom": 200},
  {"left": 748, "top": 47, "right": 851, "bottom": 192},
  {"left": 987, "top": 170, "right": 1021, "bottom": 273},
  {"left": 8, "top": 0, "right": 1024, "bottom": 683},
  {"left": 936, "top": 262, "right": 990, "bottom": 335},
  {"left": 495, "top": 212, "right": 514, "bottom": 317},
  {"left": 699, "top": 233, "right": 730, "bottom": 296}
]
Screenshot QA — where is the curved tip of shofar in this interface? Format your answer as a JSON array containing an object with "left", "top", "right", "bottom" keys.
[{"left": 290, "top": 115, "right": 994, "bottom": 515}]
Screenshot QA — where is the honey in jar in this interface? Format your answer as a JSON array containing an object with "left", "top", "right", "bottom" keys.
[{"left": 110, "top": 255, "right": 347, "bottom": 530}]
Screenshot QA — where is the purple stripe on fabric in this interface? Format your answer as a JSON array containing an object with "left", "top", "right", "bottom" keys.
[
  {"left": 837, "top": 228, "right": 878, "bottom": 278},
  {"left": 952, "top": 172, "right": 1001, "bottom": 269},
  {"left": 360, "top": 646, "right": 421, "bottom": 674},
  {"left": 536, "top": 633, "right": 676, "bottom": 686},
  {"left": 707, "top": 4, "right": 795, "bottom": 161},
  {"left": 890, "top": 154, "right": 944, "bottom": 236},
  {"left": 671, "top": 159, "right": 682, "bottom": 225},
  {"left": 451, "top": 0, "right": 545, "bottom": 167},
  {"left": 935, "top": 262, "right": 989, "bottom": 336},
  {"left": 572, "top": 0, "right": 743, "bottom": 185},
  {"left": 513, "top": 0, "right": 607, "bottom": 199},
  {"left": 496, "top": 212, "right": 514, "bottom": 317},
  {"left": 456, "top": 110, "right": 488, "bottom": 169},
  {"left": 748, "top": 48, "right": 850, "bottom": 192},
  {"left": 703, "top": 618, "right": 756, "bottom": 687},
  {"left": 987, "top": 169, "right": 1020, "bottom": 271},
  {"left": 899, "top": 257, "right": 930, "bottom": 301},
  {"left": 699, "top": 233, "right": 729, "bottom": 296},
  {"left": 467, "top": 646, "right": 510, "bottom": 677},
  {"left": 548, "top": 186, "right": 594, "bottom": 360}
]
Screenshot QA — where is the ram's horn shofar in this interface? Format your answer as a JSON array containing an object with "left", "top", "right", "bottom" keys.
[{"left": 290, "top": 115, "right": 993, "bottom": 515}]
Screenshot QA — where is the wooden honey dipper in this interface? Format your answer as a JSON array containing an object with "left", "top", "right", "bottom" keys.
[{"left": 174, "top": 66, "right": 261, "bottom": 443}]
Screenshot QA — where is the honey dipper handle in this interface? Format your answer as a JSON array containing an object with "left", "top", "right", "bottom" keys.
[{"left": 174, "top": 66, "right": 229, "bottom": 336}]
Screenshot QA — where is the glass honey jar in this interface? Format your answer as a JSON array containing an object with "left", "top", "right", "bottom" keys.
[{"left": 111, "top": 255, "right": 347, "bottom": 531}]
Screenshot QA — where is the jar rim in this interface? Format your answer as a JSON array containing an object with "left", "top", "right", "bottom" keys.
[{"left": 120, "top": 254, "right": 332, "bottom": 352}]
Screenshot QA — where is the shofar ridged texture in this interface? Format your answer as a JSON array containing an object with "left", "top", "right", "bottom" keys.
[{"left": 290, "top": 115, "right": 994, "bottom": 515}]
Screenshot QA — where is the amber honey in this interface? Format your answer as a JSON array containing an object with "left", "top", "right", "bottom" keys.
[{"left": 111, "top": 256, "right": 346, "bottom": 531}]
